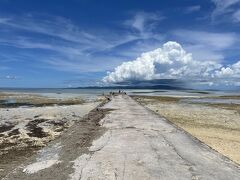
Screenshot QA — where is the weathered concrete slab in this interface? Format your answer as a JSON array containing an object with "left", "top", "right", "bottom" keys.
[{"left": 71, "top": 95, "right": 240, "bottom": 180}]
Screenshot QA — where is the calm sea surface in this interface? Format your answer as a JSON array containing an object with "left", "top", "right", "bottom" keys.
[
  {"left": 0, "top": 88, "right": 239, "bottom": 106},
  {"left": 0, "top": 88, "right": 239, "bottom": 97}
]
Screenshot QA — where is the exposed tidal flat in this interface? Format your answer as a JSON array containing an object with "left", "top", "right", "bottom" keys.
[
  {"left": 0, "top": 88, "right": 239, "bottom": 178},
  {"left": 132, "top": 94, "right": 240, "bottom": 164},
  {"left": 0, "top": 91, "right": 103, "bottom": 178}
]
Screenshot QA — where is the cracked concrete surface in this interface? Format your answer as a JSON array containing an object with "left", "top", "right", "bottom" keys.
[
  {"left": 4, "top": 95, "right": 240, "bottom": 180},
  {"left": 70, "top": 95, "right": 240, "bottom": 180}
]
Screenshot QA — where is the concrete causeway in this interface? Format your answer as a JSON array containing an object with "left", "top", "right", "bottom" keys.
[
  {"left": 71, "top": 95, "right": 240, "bottom": 180},
  {"left": 4, "top": 95, "right": 240, "bottom": 180}
]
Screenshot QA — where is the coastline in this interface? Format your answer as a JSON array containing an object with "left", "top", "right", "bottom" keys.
[
  {"left": 1, "top": 93, "right": 240, "bottom": 179},
  {"left": 1, "top": 90, "right": 240, "bottom": 178}
]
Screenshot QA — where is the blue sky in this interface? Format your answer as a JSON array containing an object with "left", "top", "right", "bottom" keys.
[{"left": 0, "top": 0, "right": 240, "bottom": 89}]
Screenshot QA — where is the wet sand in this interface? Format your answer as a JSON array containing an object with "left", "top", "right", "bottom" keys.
[
  {"left": 132, "top": 95, "right": 240, "bottom": 164},
  {"left": 0, "top": 92, "right": 104, "bottom": 178},
  {"left": 0, "top": 92, "right": 86, "bottom": 108},
  {"left": 3, "top": 98, "right": 111, "bottom": 180}
]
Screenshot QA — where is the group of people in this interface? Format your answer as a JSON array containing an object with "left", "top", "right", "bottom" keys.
[
  {"left": 109, "top": 90, "right": 127, "bottom": 96},
  {"left": 103, "top": 90, "right": 127, "bottom": 101}
]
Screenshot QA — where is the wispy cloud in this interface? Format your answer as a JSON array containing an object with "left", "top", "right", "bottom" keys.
[
  {"left": 0, "top": 12, "right": 166, "bottom": 74},
  {"left": 172, "top": 30, "right": 237, "bottom": 50},
  {"left": 233, "top": 9, "right": 240, "bottom": 22},
  {"left": 171, "top": 29, "right": 239, "bottom": 62},
  {"left": 0, "top": 75, "right": 18, "bottom": 80},
  {"left": 185, "top": 5, "right": 201, "bottom": 13},
  {"left": 0, "top": 15, "right": 98, "bottom": 45},
  {"left": 0, "top": 66, "right": 9, "bottom": 71},
  {"left": 124, "top": 11, "right": 165, "bottom": 38},
  {"left": 0, "top": 14, "right": 139, "bottom": 55},
  {"left": 211, "top": 0, "right": 240, "bottom": 23}
]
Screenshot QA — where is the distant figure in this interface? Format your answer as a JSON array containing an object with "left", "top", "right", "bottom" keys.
[{"left": 119, "top": 90, "right": 121, "bottom": 93}]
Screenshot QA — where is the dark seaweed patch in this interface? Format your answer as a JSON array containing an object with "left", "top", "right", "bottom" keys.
[
  {"left": 0, "top": 102, "right": 34, "bottom": 108},
  {"left": 0, "top": 124, "right": 14, "bottom": 133},
  {"left": 30, "top": 119, "right": 47, "bottom": 124},
  {"left": 8, "top": 129, "right": 20, "bottom": 137},
  {"left": 47, "top": 120, "right": 65, "bottom": 126},
  {"left": 34, "top": 115, "right": 41, "bottom": 118},
  {"left": 26, "top": 119, "right": 48, "bottom": 138}
]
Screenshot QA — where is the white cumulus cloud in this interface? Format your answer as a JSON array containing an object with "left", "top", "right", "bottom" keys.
[
  {"left": 216, "top": 61, "right": 240, "bottom": 78},
  {"left": 103, "top": 41, "right": 240, "bottom": 87}
]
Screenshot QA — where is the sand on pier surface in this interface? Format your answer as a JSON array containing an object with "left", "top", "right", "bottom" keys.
[{"left": 132, "top": 95, "right": 240, "bottom": 164}]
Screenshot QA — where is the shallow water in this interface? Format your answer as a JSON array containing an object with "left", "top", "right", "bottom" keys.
[
  {"left": 1, "top": 88, "right": 238, "bottom": 96},
  {"left": 0, "top": 88, "right": 239, "bottom": 103},
  {"left": 181, "top": 98, "right": 240, "bottom": 105}
]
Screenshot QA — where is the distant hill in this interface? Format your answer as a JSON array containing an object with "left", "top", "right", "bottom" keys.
[
  {"left": 74, "top": 79, "right": 191, "bottom": 90},
  {"left": 74, "top": 85, "right": 190, "bottom": 90}
]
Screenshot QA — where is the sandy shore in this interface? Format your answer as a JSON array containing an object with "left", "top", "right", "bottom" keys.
[
  {"left": 0, "top": 92, "right": 104, "bottom": 178},
  {"left": 132, "top": 95, "right": 240, "bottom": 164},
  {"left": 3, "top": 98, "right": 111, "bottom": 180}
]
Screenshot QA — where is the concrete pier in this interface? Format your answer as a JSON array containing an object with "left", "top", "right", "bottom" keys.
[{"left": 73, "top": 95, "right": 240, "bottom": 180}]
